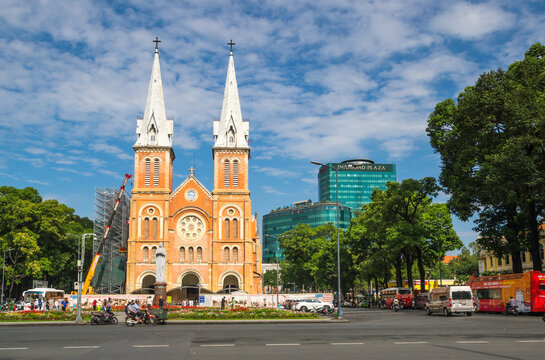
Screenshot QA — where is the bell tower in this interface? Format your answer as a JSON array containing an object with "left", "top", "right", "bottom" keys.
[
  {"left": 126, "top": 38, "right": 174, "bottom": 293},
  {"left": 212, "top": 41, "right": 258, "bottom": 294}
]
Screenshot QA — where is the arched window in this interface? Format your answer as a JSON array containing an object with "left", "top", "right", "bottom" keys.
[
  {"left": 143, "top": 247, "right": 149, "bottom": 262},
  {"left": 152, "top": 218, "right": 158, "bottom": 238},
  {"left": 151, "top": 246, "right": 157, "bottom": 261},
  {"left": 224, "top": 160, "right": 230, "bottom": 187},
  {"left": 188, "top": 247, "right": 194, "bottom": 262},
  {"left": 154, "top": 159, "right": 160, "bottom": 186},
  {"left": 233, "top": 160, "right": 239, "bottom": 187},
  {"left": 145, "top": 159, "right": 151, "bottom": 186},
  {"left": 232, "top": 218, "right": 238, "bottom": 238},
  {"left": 233, "top": 247, "right": 238, "bottom": 262},
  {"left": 224, "top": 219, "right": 230, "bottom": 239},
  {"left": 180, "top": 247, "right": 185, "bottom": 262},
  {"left": 197, "top": 247, "right": 202, "bottom": 262},
  {"left": 223, "top": 247, "right": 230, "bottom": 262},
  {"left": 144, "top": 218, "right": 149, "bottom": 239}
]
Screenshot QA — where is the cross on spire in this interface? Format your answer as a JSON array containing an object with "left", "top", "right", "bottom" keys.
[
  {"left": 153, "top": 37, "right": 161, "bottom": 52},
  {"left": 227, "top": 39, "right": 236, "bottom": 53}
]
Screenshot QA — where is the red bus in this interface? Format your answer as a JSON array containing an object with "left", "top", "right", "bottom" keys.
[
  {"left": 381, "top": 287, "right": 413, "bottom": 309},
  {"left": 467, "top": 271, "right": 545, "bottom": 313}
]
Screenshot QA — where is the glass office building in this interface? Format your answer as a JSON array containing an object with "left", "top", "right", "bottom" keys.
[
  {"left": 262, "top": 200, "right": 352, "bottom": 263},
  {"left": 318, "top": 159, "right": 396, "bottom": 214}
]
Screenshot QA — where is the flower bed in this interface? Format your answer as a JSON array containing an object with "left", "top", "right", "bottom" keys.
[
  {"left": 167, "top": 307, "right": 319, "bottom": 320},
  {"left": 0, "top": 310, "right": 92, "bottom": 322}
]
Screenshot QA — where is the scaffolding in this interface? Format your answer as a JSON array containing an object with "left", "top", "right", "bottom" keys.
[{"left": 93, "top": 186, "right": 131, "bottom": 294}]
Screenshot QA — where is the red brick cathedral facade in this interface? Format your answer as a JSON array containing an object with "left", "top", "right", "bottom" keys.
[{"left": 126, "top": 44, "right": 262, "bottom": 299}]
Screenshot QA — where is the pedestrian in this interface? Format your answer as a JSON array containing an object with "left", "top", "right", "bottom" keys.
[
  {"left": 221, "top": 296, "right": 226, "bottom": 310},
  {"left": 159, "top": 298, "right": 164, "bottom": 309},
  {"left": 231, "top": 297, "right": 235, "bottom": 309},
  {"left": 93, "top": 299, "right": 97, "bottom": 311},
  {"left": 147, "top": 297, "right": 152, "bottom": 309},
  {"left": 45, "top": 299, "right": 50, "bottom": 311},
  {"left": 54, "top": 299, "right": 59, "bottom": 311},
  {"left": 61, "top": 298, "right": 67, "bottom": 312}
]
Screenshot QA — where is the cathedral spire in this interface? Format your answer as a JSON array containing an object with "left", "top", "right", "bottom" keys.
[
  {"left": 213, "top": 41, "right": 249, "bottom": 149},
  {"left": 135, "top": 38, "right": 173, "bottom": 147}
]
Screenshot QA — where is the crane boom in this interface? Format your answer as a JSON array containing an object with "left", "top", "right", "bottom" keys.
[{"left": 82, "top": 173, "right": 132, "bottom": 295}]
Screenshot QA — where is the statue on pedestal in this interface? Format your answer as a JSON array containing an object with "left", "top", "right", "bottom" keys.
[{"left": 155, "top": 242, "right": 166, "bottom": 283}]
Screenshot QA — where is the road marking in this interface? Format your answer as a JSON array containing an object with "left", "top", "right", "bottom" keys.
[
  {"left": 266, "top": 343, "right": 300, "bottom": 346},
  {"left": 0, "top": 348, "right": 28, "bottom": 351},
  {"left": 331, "top": 342, "right": 364, "bottom": 345},
  {"left": 456, "top": 341, "right": 489, "bottom": 344},
  {"left": 393, "top": 342, "right": 428, "bottom": 345},
  {"left": 517, "top": 340, "right": 545, "bottom": 343},
  {"left": 64, "top": 346, "right": 100, "bottom": 349},
  {"left": 132, "top": 345, "right": 170, "bottom": 348},
  {"left": 200, "top": 344, "right": 235, "bottom": 347}
]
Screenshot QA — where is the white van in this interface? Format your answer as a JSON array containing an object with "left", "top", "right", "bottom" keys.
[{"left": 426, "top": 286, "right": 475, "bottom": 316}]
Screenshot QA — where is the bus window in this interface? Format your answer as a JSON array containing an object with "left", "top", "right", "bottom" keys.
[
  {"left": 398, "top": 289, "right": 411, "bottom": 295},
  {"left": 476, "top": 288, "right": 501, "bottom": 299},
  {"left": 539, "top": 284, "right": 545, "bottom": 291}
]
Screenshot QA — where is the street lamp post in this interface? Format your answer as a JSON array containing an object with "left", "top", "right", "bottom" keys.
[
  {"left": 311, "top": 161, "right": 342, "bottom": 319},
  {"left": 1, "top": 249, "right": 14, "bottom": 308},
  {"left": 76, "top": 233, "right": 94, "bottom": 323},
  {"left": 265, "top": 234, "right": 280, "bottom": 309}
]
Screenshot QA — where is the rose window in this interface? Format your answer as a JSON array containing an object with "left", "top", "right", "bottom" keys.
[{"left": 178, "top": 215, "right": 205, "bottom": 241}]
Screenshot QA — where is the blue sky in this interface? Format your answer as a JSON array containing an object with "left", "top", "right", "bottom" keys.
[{"left": 1, "top": 0, "right": 544, "bottom": 249}]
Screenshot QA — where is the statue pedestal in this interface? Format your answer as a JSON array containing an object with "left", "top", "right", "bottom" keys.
[{"left": 153, "top": 282, "right": 167, "bottom": 307}]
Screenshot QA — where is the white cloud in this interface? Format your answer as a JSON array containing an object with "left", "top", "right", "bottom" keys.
[
  {"left": 430, "top": 2, "right": 515, "bottom": 39},
  {"left": 90, "top": 143, "right": 132, "bottom": 160},
  {"left": 262, "top": 185, "right": 286, "bottom": 196},
  {"left": 253, "top": 166, "right": 299, "bottom": 178},
  {"left": 28, "top": 179, "right": 51, "bottom": 186}
]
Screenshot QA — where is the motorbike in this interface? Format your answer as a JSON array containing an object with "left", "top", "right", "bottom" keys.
[
  {"left": 91, "top": 310, "right": 118, "bottom": 325},
  {"left": 314, "top": 305, "right": 335, "bottom": 316},
  {"left": 393, "top": 301, "right": 402, "bottom": 312},
  {"left": 125, "top": 309, "right": 158, "bottom": 327},
  {"left": 542, "top": 313, "right": 545, "bottom": 322},
  {"left": 504, "top": 304, "right": 518, "bottom": 316}
]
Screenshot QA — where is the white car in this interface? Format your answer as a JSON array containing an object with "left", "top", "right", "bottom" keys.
[{"left": 293, "top": 298, "right": 334, "bottom": 312}]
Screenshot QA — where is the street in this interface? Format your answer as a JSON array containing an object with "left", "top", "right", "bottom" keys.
[{"left": 0, "top": 308, "right": 544, "bottom": 359}]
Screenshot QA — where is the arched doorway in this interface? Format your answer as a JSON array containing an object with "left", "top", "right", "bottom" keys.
[
  {"left": 181, "top": 273, "right": 200, "bottom": 302},
  {"left": 141, "top": 274, "right": 156, "bottom": 294},
  {"left": 223, "top": 275, "right": 239, "bottom": 294}
]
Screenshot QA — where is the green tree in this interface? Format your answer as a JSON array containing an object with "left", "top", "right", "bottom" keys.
[
  {"left": 427, "top": 43, "right": 545, "bottom": 272},
  {"left": 0, "top": 186, "right": 87, "bottom": 297}
]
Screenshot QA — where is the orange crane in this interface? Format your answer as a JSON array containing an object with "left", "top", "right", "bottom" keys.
[{"left": 82, "top": 173, "right": 132, "bottom": 295}]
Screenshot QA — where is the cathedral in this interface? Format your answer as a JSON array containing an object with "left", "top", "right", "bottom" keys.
[{"left": 126, "top": 40, "right": 262, "bottom": 300}]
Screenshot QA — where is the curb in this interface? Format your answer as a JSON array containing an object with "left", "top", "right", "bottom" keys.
[{"left": 0, "top": 318, "right": 349, "bottom": 326}]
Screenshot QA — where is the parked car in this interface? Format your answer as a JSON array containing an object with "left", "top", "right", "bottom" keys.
[
  {"left": 293, "top": 298, "right": 334, "bottom": 312},
  {"left": 426, "top": 286, "right": 475, "bottom": 316},
  {"left": 413, "top": 292, "right": 428, "bottom": 310}
]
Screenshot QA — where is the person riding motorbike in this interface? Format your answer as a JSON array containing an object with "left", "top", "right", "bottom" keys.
[
  {"left": 129, "top": 300, "right": 143, "bottom": 323},
  {"left": 393, "top": 298, "right": 400, "bottom": 310},
  {"left": 505, "top": 296, "right": 517, "bottom": 313}
]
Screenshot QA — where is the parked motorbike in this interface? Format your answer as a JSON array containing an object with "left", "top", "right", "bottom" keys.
[
  {"left": 504, "top": 304, "right": 518, "bottom": 316},
  {"left": 542, "top": 313, "right": 545, "bottom": 322},
  {"left": 125, "top": 309, "right": 158, "bottom": 327},
  {"left": 91, "top": 310, "right": 118, "bottom": 325},
  {"left": 314, "top": 305, "right": 335, "bottom": 316},
  {"left": 393, "top": 302, "right": 402, "bottom": 312}
]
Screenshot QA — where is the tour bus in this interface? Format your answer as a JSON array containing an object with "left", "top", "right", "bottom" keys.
[
  {"left": 467, "top": 271, "right": 545, "bottom": 313},
  {"left": 381, "top": 287, "right": 413, "bottom": 309},
  {"left": 22, "top": 288, "right": 65, "bottom": 308}
]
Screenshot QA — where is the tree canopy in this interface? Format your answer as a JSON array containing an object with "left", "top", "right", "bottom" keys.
[
  {"left": 427, "top": 43, "right": 545, "bottom": 272},
  {"left": 0, "top": 186, "right": 93, "bottom": 298}
]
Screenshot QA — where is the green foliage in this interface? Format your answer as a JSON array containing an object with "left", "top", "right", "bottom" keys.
[
  {"left": 168, "top": 307, "right": 319, "bottom": 320},
  {"left": 263, "top": 270, "right": 278, "bottom": 287},
  {"left": 427, "top": 43, "right": 545, "bottom": 272},
  {"left": 0, "top": 186, "right": 90, "bottom": 297},
  {"left": 279, "top": 223, "right": 355, "bottom": 293}
]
